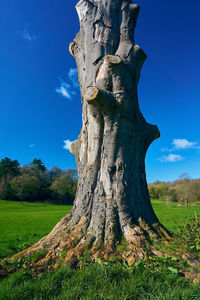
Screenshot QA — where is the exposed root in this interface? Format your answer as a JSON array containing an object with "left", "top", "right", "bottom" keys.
[
  {"left": 8, "top": 216, "right": 175, "bottom": 272},
  {"left": 3, "top": 216, "right": 198, "bottom": 285}
]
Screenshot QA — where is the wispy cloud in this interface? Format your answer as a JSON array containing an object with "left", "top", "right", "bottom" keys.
[
  {"left": 173, "top": 139, "right": 197, "bottom": 150},
  {"left": 161, "top": 138, "right": 200, "bottom": 152},
  {"left": 159, "top": 154, "right": 184, "bottom": 163},
  {"left": 56, "top": 68, "right": 79, "bottom": 100},
  {"left": 29, "top": 144, "right": 35, "bottom": 148},
  {"left": 55, "top": 81, "right": 74, "bottom": 100},
  {"left": 63, "top": 139, "right": 75, "bottom": 151},
  {"left": 161, "top": 147, "right": 172, "bottom": 152},
  {"left": 22, "top": 27, "right": 37, "bottom": 42}
]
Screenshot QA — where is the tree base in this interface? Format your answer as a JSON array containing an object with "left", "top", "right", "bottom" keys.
[
  {"left": 2, "top": 214, "right": 199, "bottom": 287},
  {"left": 11, "top": 213, "right": 171, "bottom": 269}
]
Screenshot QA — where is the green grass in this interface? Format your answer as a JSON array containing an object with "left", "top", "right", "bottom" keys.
[
  {"left": 0, "top": 199, "right": 200, "bottom": 299},
  {"left": 0, "top": 200, "right": 72, "bottom": 258},
  {"left": 0, "top": 199, "right": 200, "bottom": 259},
  {"left": 0, "top": 263, "right": 200, "bottom": 300},
  {"left": 152, "top": 200, "right": 200, "bottom": 234}
]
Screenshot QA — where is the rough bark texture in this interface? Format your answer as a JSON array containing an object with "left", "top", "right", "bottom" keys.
[{"left": 15, "top": 0, "right": 170, "bottom": 266}]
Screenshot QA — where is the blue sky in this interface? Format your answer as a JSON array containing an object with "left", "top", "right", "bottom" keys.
[{"left": 0, "top": 0, "right": 200, "bottom": 183}]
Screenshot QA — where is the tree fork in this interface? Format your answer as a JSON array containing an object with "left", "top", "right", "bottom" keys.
[{"left": 11, "top": 0, "right": 172, "bottom": 268}]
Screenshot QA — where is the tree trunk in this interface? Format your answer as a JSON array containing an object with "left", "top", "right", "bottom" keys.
[{"left": 16, "top": 0, "right": 170, "bottom": 266}]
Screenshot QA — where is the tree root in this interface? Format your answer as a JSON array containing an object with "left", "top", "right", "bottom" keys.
[{"left": 7, "top": 216, "right": 175, "bottom": 271}]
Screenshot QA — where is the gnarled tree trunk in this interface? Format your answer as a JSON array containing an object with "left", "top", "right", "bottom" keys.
[{"left": 16, "top": 0, "right": 170, "bottom": 266}]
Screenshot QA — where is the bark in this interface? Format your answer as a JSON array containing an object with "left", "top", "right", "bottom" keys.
[{"left": 15, "top": 0, "right": 170, "bottom": 266}]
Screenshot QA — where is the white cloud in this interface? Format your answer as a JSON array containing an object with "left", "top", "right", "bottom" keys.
[
  {"left": 56, "top": 68, "right": 78, "bottom": 100},
  {"left": 23, "top": 27, "right": 36, "bottom": 41},
  {"left": 63, "top": 139, "right": 75, "bottom": 152},
  {"left": 55, "top": 81, "right": 72, "bottom": 100},
  {"left": 159, "top": 154, "right": 184, "bottom": 163},
  {"left": 161, "top": 138, "right": 199, "bottom": 153},
  {"left": 172, "top": 139, "right": 197, "bottom": 150},
  {"left": 68, "top": 68, "right": 79, "bottom": 88}
]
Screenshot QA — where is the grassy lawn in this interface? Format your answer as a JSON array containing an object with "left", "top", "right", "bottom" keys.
[
  {"left": 0, "top": 200, "right": 72, "bottom": 258},
  {"left": 1, "top": 199, "right": 199, "bottom": 259},
  {"left": 1, "top": 263, "right": 200, "bottom": 300},
  {"left": 152, "top": 200, "right": 200, "bottom": 234},
  {"left": 0, "top": 199, "right": 199, "bottom": 300}
]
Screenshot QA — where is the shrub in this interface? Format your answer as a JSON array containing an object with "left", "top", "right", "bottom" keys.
[{"left": 179, "top": 214, "right": 200, "bottom": 252}]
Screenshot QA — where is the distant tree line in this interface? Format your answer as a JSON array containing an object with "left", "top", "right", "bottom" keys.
[
  {"left": 1, "top": 157, "right": 199, "bottom": 207},
  {"left": 148, "top": 174, "right": 200, "bottom": 207},
  {"left": 0, "top": 157, "right": 77, "bottom": 205}
]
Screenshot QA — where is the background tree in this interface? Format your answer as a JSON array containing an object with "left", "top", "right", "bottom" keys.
[
  {"left": 0, "top": 157, "right": 20, "bottom": 199},
  {"left": 148, "top": 182, "right": 169, "bottom": 201},
  {"left": 0, "top": 157, "right": 77, "bottom": 204},
  {"left": 65, "top": 168, "right": 77, "bottom": 180},
  {"left": 190, "top": 180, "right": 200, "bottom": 203},
  {"left": 0, "top": 157, "right": 20, "bottom": 179},
  {"left": 10, "top": 174, "right": 41, "bottom": 201},
  {"left": 30, "top": 159, "right": 46, "bottom": 174},
  {"left": 177, "top": 179, "right": 191, "bottom": 207},
  {"left": 48, "top": 166, "right": 65, "bottom": 181},
  {"left": 51, "top": 173, "right": 77, "bottom": 204}
]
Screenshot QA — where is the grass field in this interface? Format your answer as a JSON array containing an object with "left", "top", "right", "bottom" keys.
[
  {"left": 152, "top": 200, "right": 200, "bottom": 234},
  {"left": 0, "top": 200, "right": 72, "bottom": 258},
  {"left": 0, "top": 199, "right": 200, "bottom": 299},
  {"left": 1, "top": 262, "right": 200, "bottom": 300},
  {"left": 1, "top": 199, "right": 199, "bottom": 259}
]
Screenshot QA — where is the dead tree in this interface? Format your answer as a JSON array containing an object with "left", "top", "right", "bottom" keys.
[{"left": 17, "top": 0, "right": 170, "bottom": 266}]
